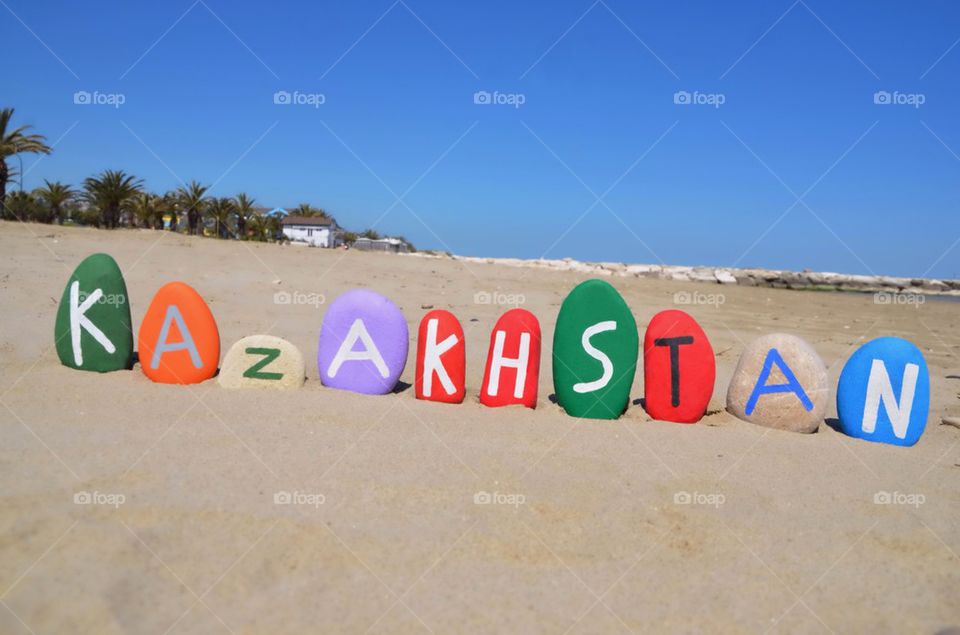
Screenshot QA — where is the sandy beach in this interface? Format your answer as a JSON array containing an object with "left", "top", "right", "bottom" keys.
[{"left": 1, "top": 220, "right": 958, "bottom": 634}]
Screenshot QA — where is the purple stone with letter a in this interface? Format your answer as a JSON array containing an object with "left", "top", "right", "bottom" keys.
[{"left": 317, "top": 288, "right": 409, "bottom": 395}]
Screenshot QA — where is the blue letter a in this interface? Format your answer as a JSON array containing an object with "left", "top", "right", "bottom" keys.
[{"left": 745, "top": 348, "right": 813, "bottom": 415}]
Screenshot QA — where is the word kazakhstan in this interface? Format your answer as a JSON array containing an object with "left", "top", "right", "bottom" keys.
[{"left": 56, "top": 254, "right": 930, "bottom": 447}]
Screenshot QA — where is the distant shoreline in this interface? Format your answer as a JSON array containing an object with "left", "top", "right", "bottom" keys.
[
  {"left": 9, "top": 219, "right": 958, "bottom": 297},
  {"left": 406, "top": 252, "right": 960, "bottom": 297}
]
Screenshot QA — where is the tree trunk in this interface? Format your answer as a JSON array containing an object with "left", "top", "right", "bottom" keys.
[
  {"left": 105, "top": 203, "right": 118, "bottom": 229},
  {"left": 0, "top": 161, "right": 8, "bottom": 219}
]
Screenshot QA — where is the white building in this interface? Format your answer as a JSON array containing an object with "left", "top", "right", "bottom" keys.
[
  {"left": 280, "top": 215, "right": 337, "bottom": 247},
  {"left": 352, "top": 237, "right": 410, "bottom": 253}
]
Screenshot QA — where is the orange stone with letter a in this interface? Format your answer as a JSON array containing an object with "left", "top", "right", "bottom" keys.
[{"left": 138, "top": 281, "right": 220, "bottom": 384}]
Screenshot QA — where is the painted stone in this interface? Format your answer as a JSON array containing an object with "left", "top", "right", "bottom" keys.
[
  {"left": 137, "top": 281, "right": 220, "bottom": 384},
  {"left": 552, "top": 279, "right": 638, "bottom": 419},
  {"left": 415, "top": 309, "right": 465, "bottom": 404},
  {"left": 317, "top": 289, "right": 408, "bottom": 395},
  {"left": 218, "top": 335, "right": 305, "bottom": 390},
  {"left": 480, "top": 308, "right": 541, "bottom": 409},
  {"left": 726, "top": 333, "right": 828, "bottom": 433},
  {"left": 643, "top": 309, "right": 715, "bottom": 423},
  {"left": 836, "top": 337, "right": 929, "bottom": 447},
  {"left": 54, "top": 253, "right": 133, "bottom": 372}
]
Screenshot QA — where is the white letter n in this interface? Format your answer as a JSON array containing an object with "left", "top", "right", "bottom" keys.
[{"left": 861, "top": 359, "right": 919, "bottom": 440}]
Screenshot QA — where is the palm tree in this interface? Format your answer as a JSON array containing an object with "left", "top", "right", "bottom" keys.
[
  {"left": 158, "top": 190, "right": 179, "bottom": 230},
  {"left": 128, "top": 192, "right": 161, "bottom": 228},
  {"left": 83, "top": 170, "right": 142, "bottom": 229},
  {"left": 1, "top": 108, "right": 52, "bottom": 217},
  {"left": 248, "top": 212, "right": 282, "bottom": 242},
  {"left": 248, "top": 212, "right": 269, "bottom": 241},
  {"left": 35, "top": 180, "right": 74, "bottom": 225},
  {"left": 266, "top": 213, "right": 281, "bottom": 240},
  {"left": 177, "top": 180, "right": 209, "bottom": 235},
  {"left": 6, "top": 190, "right": 42, "bottom": 222},
  {"left": 207, "top": 196, "right": 236, "bottom": 238},
  {"left": 233, "top": 192, "right": 255, "bottom": 239},
  {"left": 292, "top": 202, "right": 327, "bottom": 218}
]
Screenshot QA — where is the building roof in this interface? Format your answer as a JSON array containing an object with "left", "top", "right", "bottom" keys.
[
  {"left": 280, "top": 215, "right": 335, "bottom": 227},
  {"left": 355, "top": 237, "right": 404, "bottom": 245}
]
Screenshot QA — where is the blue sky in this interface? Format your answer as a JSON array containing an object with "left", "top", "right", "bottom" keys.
[{"left": 4, "top": 0, "right": 959, "bottom": 278}]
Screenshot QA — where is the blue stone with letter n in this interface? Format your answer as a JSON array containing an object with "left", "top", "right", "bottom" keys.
[{"left": 836, "top": 336, "right": 929, "bottom": 447}]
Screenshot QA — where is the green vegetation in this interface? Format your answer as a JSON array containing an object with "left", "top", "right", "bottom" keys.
[
  {"left": 1, "top": 106, "right": 416, "bottom": 250},
  {"left": 1, "top": 107, "right": 51, "bottom": 215},
  {"left": 83, "top": 170, "right": 143, "bottom": 229},
  {"left": 291, "top": 203, "right": 328, "bottom": 218}
]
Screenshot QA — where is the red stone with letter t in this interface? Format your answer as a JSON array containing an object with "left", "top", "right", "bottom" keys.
[{"left": 643, "top": 309, "right": 715, "bottom": 423}]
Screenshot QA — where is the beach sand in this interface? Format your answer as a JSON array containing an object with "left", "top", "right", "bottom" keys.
[{"left": 1, "top": 220, "right": 958, "bottom": 634}]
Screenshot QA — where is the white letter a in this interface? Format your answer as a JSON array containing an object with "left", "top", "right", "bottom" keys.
[{"left": 328, "top": 319, "right": 390, "bottom": 378}]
